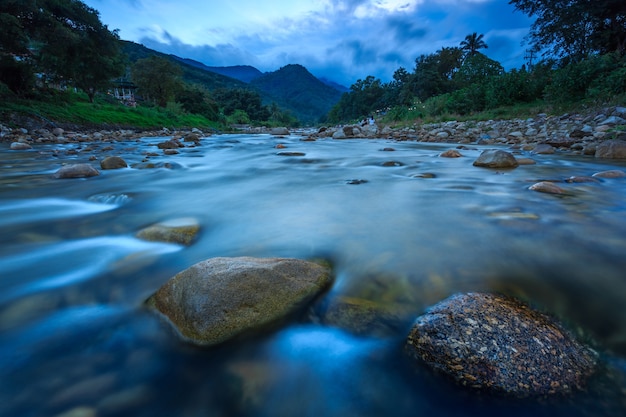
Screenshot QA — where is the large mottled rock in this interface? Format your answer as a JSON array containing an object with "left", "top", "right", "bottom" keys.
[
  {"left": 100, "top": 156, "right": 128, "bottom": 170},
  {"left": 595, "top": 140, "right": 626, "bottom": 159},
  {"left": 10, "top": 142, "right": 32, "bottom": 150},
  {"left": 147, "top": 257, "right": 333, "bottom": 346},
  {"left": 405, "top": 293, "right": 597, "bottom": 397},
  {"left": 53, "top": 164, "right": 100, "bottom": 179},
  {"left": 472, "top": 150, "right": 519, "bottom": 168},
  {"left": 136, "top": 217, "right": 200, "bottom": 245}
]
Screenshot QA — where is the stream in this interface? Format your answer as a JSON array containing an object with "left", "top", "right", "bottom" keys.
[{"left": 1, "top": 133, "right": 625, "bottom": 416}]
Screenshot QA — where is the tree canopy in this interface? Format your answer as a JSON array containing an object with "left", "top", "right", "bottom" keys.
[
  {"left": 0, "top": 0, "right": 123, "bottom": 100},
  {"left": 510, "top": 0, "right": 626, "bottom": 62}
]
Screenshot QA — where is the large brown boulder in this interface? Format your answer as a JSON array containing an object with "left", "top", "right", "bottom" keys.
[
  {"left": 595, "top": 140, "right": 626, "bottom": 159},
  {"left": 147, "top": 257, "right": 333, "bottom": 346},
  {"left": 405, "top": 293, "right": 597, "bottom": 397}
]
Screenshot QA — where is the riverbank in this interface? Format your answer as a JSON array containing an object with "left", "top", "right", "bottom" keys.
[{"left": 2, "top": 105, "right": 626, "bottom": 158}]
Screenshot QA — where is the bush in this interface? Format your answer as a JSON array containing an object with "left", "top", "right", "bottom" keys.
[{"left": 544, "top": 53, "right": 625, "bottom": 104}]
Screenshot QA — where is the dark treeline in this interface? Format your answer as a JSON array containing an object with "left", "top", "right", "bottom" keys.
[
  {"left": 0, "top": 0, "right": 298, "bottom": 127},
  {"left": 328, "top": 0, "right": 626, "bottom": 124}
]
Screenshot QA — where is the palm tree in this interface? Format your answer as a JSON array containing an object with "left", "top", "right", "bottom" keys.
[{"left": 460, "top": 32, "right": 488, "bottom": 57}]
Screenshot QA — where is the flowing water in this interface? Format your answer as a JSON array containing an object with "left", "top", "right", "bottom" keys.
[{"left": 1, "top": 133, "right": 625, "bottom": 417}]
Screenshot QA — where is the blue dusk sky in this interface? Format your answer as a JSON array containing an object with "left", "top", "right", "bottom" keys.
[{"left": 83, "top": 0, "right": 535, "bottom": 86}]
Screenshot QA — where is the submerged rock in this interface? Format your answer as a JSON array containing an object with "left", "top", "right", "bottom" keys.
[
  {"left": 405, "top": 293, "right": 597, "bottom": 397},
  {"left": 136, "top": 217, "right": 200, "bottom": 246},
  {"left": 147, "top": 257, "right": 333, "bottom": 346}
]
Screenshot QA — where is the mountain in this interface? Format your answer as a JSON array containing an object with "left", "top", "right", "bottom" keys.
[
  {"left": 319, "top": 77, "right": 350, "bottom": 93},
  {"left": 120, "top": 41, "right": 342, "bottom": 123},
  {"left": 251, "top": 64, "right": 343, "bottom": 123}
]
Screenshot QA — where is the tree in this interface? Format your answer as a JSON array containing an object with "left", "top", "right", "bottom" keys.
[
  {"left": 410, "top": 47, "right": 464, "bottom": 101},
  {"left": 460, "top": 32, "right": 488, "bottom": 58},
  {"left": 132, "top": 56, "right": 183, "bottom": 107},
  {"left": 510, "top": 0, "right": 626, "bottom": 62},
  {"left": 0, "top": 0, "right": 124, "bottom": 100},
  {"left": 212, "top": 88, "right": 270, "bottom": 122}
]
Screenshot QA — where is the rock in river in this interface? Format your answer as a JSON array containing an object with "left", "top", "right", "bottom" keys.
[
  {"left": 100, "top": 156, "right": 128, "bottom": 170},
  {"left": 472, "top": 150, "right": 519, "bottom": 169},
  {"left": 405, "top": 293, "right": 597, "bottom": 397},
  {"left": 136, "top": 217, "right": 200, "bottom": 246},
  {"left": 147, "top": 257, "right": 333, "bottom": 346},
  {"left": 53, "top": 163, "right": 100, "bottom": 179}
]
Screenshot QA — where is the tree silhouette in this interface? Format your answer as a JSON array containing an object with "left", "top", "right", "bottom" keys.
[{"left": 460, "top": 33, "right": 488, "bottom": 57}]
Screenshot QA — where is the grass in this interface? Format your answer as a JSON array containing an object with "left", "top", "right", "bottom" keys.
[{"left": 0, "top": 89, "right": 222, "bottom": 131}]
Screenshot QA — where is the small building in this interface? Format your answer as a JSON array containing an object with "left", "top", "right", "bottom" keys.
[{"left": 112, "top": 79, "right": 137, "bottom": 104}]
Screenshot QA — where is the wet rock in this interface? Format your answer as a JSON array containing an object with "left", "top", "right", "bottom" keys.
[
  {"left": 157, "top": 139, "right": 182, "bottom": 149},
  {"left": 529, "top": 181, "right": 565, "bottom": 194},
  {"left": 532, "top": 144, "right": 555, "bottom": 154},
  {"left": 53, "top": 164, "right": 100, "bottom": 179},
  {"left": 346, "top": 179, "right": 368, "bottom": 185},
  {"left": 566, "top": 176, "right": 601, "bottom": 183},
  {"left": 132, "top": 161, "right": 183, "bottom": 170},
  {"left": 184, "top": 132, "right": 200, "bottom": 143},
  {"left": 592, "top": 169, "right": 626, "bottom": 178},
  {"left": 440, "top": 149, "right": 462, "bottom": 158},
  {"left": 405, "top": 293, "right": 597, "bottom": 397},
  {"left": 270, "top": 127, "right": 290, "bottom": 136},
  {"left": 595, "top": 140, "right": 626, "bottom": 159},
  {"left": 472, "top": 150, "right": 519, "bottom": 168},
  {"left": 100, "top": 156, "right": 128, "bottom": 170},
  {"left": 381, "top": 161, "right": 404, "bottom": 167},
  {"left": 276, "top": 151, "right": 305, "bottom": 156},
  {"left": 10, "top": 142, "right": 32, "bottom": 150},
  {"left": 163, "top": 149, "right": 179, "bottom": 155},
  {"left": 136, "top": 217, "right": 200, "bottom": 246},
  {"left": 147, "top": 257, "right": 333, "bottom": 346},
  {"left": 319, "top": 296, "right": 412, "bottom": 337}
]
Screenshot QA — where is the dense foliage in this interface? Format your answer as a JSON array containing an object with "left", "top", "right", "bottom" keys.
[
  {"left": 328, "top": 3, "right": 626, "bottom": 124},
  {"left": 0, "top": 0, "right": 124, "bottom": 101}
]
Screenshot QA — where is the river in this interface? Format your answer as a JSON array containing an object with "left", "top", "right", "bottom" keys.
[{"left": 1, "top": 133, "right": 625, "bottom": 416}]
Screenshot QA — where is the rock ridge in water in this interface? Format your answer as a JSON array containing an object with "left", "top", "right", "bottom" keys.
[
  {"left": 147, "top": 257, "right": 333, "bottom": 346},
  {"left": 405, "top": 292, "right": 598, "bottom": 397}
]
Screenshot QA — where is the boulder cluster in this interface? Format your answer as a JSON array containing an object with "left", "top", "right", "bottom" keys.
[{"left": 145, "top": 255, "right": 599, "bottom": 398}]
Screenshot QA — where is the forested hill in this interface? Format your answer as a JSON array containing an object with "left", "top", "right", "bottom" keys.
[
  {"left": 121, "top": 42, "right": 343, "bottom": 123},
  {"left": 121, "top": 41, "right": 248, "bottom": 91},
  {"left": 251, "top": 64, "right": 344, "bottom": 123}
]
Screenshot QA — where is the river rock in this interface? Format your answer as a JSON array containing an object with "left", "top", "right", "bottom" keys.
[
  {"left": 595, "top": 140, "right": 626, "bottom": 159},
  {"left": 100, "top": 156, "right": 128, "bottom": 170},
  {"left": 53, "top": 164, "right": 100, "bottom": 179},
  {"left": 405, "top": 293, "right": 597, "bottom": 397},
  {"left": 136, "top": 217, "right": 200, "bottom": 245},
  {"left": 270, "top": 127, "right": 290, "bottom": 136},
  {"left": 147, "top": 257, "right": 333, "bottom": 346},
  {"left": 592, "top": 169, "right": 626, "bottom": 178},
  {"left": 531, "top": 144, "right": 555, "bottom": 154},
  {"left": 528, "top": 181, "right": 565, "bottom": 194},
  {"left": 472, "top": 150, "right": 519, "bottom": 168},
  {"left": 10, "top": 142, "right": 32, "bottom": 150},
  {"left": 440, "top": 149, "right": 462, "bottom": 158}
]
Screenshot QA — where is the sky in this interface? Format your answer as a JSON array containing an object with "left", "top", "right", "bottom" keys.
[{"left": 82, "top": 0, "right": 535, "bottom": 87}]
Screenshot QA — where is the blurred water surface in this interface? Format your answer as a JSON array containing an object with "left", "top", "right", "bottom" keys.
[{"left": 1, "top": 134, "right": 625, "bottom": 416}]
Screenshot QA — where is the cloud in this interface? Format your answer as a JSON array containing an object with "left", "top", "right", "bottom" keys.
[{"left": 95, "top": 0, "right": 533, "bottom": 86}]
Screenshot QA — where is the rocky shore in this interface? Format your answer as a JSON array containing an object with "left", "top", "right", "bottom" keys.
[{"left": 3, "top": 106, "right": 626, "bottom": 157}]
